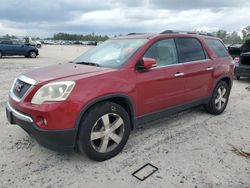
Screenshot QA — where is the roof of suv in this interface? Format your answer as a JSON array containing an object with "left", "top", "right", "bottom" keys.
[{"left": 114, "top": 31, "right": 217, "bottom": 40}]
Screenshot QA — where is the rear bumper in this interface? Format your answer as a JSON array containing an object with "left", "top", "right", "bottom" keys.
[
  {"left": 235, "top": 66, "right": 250, "bottom": 77},
  {"left": 6, "top": 103, "right": 77, "bottom": 152}
]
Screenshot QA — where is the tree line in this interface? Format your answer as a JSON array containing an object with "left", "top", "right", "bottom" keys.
[
  {"left": 1, "top": 26, "right": 250, "bottom": 44},
  {"left": 53, "top": 32, "right": 109, "bottom": 41},
  {"left": 212, "top": 26, "right": 250, "bottom": 44}
]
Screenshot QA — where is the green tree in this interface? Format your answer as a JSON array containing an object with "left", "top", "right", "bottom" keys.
[
  {"left": 53, "top": 32, "right": 109, "bottom": 41},
  {"left": 226, "top": 32, "right": 242, "bottom": 44},
  {"left": 242, "top": 26, "right": 250, "bottom": 41},
  {"left": 215, "top": 30, "right": 227, "bottom": 41}
]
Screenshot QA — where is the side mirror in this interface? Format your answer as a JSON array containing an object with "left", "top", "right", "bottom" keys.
[{"left": 137, "top": 57, "right": 157, "bottom": 71}]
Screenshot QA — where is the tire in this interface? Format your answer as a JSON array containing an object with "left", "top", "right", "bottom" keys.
[
  {"left": 0, "top": 51, "right": 2, "bottom": 58},
  {"left": 204, "top": 81, "right": 230, "bottom": 115},
  {"left": 29, "top": 51, "right": 37, "bottom": 58},
  {"left": 236, "top": 76, "right": 240, "bottom": 80},
  {"left": 36, "top": 44, "right": 41, "bottom": 48},
  {"left": 78, "top": 102, "right": 131, "bottom": 161}
]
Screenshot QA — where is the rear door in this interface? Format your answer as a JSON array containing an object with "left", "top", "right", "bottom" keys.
[
  {"left": 0, "top": 40, "right": 14, "bottom": 55},
  {"left": 136, "top": 38, "right": 186, "bottom": 116},
  {"left": 12, "top": 40, "right": 26, "bottom": 55},
  {"left": 175, "top": 37, "right": 213, "bottom": 102}
]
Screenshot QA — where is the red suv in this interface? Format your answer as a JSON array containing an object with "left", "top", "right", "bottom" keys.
[{"left": 6, "top": 31, "right": 234, "bottom": 161}]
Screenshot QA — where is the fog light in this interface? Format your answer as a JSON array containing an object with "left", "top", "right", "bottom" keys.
[{"left": 36, "top": 116, "right": 48, "bottom": 128}]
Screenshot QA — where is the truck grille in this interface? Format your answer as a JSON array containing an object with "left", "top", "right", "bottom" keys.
[{"left": 12, "top": 79, "right": 32, "bottom": 100}]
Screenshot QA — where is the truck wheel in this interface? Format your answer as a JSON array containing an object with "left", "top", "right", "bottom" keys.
[
  {"left": 204, "top": 81, "right": 230, "bottom": 115},
  {"left": 78, "top": 102, "right": 131, "bottom": 161},
  {"left": 29, "top": 51, "right": 37, "bottom": 58}
]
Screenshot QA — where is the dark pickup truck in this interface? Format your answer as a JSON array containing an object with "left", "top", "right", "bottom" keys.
[
  {"left": 228, "top": 40, "right": 250, "bottom": 79},
  {"left": 235, "top": 52, "right": 250, "bottom": 80}
]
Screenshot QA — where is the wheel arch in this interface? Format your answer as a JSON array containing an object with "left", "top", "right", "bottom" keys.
[
  {"left": 74, "top": 93, "right": 137, "bottom": 132},
  {"left": 214, "top": 75, "right": 232, "bottom": 90},
  {"left": 220, "top": 76, "right": 232, "bottom": 88},
  {"left": 28, "top": 49, "right": 38, "bottom": 55}
]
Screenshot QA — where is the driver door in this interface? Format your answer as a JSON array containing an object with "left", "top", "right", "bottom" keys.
[{"left": 136, "top": 38, "right": 186, "bottom": 116}]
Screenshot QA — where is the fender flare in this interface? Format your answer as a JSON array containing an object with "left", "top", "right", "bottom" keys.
[
  {"left": 211, "top": 75, "right": 233, "bottom": 95},
  {"left": 74, "top": 93, "right": 137, "bottom": 131}
]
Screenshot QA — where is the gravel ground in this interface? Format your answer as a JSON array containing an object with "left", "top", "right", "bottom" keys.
[{"left": 0, "top": 45, "right": 249, "bottom": 188}]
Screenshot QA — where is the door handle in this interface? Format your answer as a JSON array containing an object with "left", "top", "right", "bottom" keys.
[
  {"left": 174, "top": 72, "right": 185, "bottom": 77},
  {"left": 206, "top": 67, "right": 214, "bottom": 71}
]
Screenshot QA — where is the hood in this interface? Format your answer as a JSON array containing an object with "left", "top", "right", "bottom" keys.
[{"left": 23, "top": 62, "right": 112, "bottom": 85}]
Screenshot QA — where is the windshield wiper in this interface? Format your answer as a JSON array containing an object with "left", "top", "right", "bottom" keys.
[{"left": 75, "top": 61, "right": 100, "bottom": 67}]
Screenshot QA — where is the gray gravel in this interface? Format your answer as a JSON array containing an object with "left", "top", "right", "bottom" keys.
[{"left": 0, "top": 45, "right": 249, "bottom": 188}]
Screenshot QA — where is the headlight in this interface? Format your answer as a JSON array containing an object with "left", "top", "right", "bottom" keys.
[{"left": 31, "top": 81, "right": 75, "bottom": 105}]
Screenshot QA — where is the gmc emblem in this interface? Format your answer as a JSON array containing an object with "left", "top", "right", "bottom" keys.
[{"left": 14, "top": 82, "right": 23, "bottom": 93}]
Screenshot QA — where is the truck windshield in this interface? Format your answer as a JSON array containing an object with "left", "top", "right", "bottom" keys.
[{"left": 72, "top": 39, "right": 147, "bottom": 68}]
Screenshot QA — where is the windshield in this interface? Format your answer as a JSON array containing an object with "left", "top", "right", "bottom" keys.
[{"left": 72, "top": 39, "right": 147, "bottom": 68}]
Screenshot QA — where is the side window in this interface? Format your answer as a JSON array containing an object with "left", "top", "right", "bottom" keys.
[
  {"left": 205, "top": 39, "right": 229, "bottom": 57},
  {"left": 175, "top": 38, "right": 206, "bottom": 63},
  {"left": 1, "top": 40, "right": 12, "bottom": 45},
  {"left": 144, "top": 39, "right": 178, "bottom": 67},
  {"left": 12, "top": 40, "right": 22, "bottom": 45}
]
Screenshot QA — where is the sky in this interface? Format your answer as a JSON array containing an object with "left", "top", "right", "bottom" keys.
[{"left": 0, "top": 0, "right": 250, "bottom": 38}]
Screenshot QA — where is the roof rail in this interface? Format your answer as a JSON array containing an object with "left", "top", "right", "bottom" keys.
[
  {"left": 160, "top": 30, "right": 214, "bottom": 36},
  {"left": 127, "top": 33, "right": 147, "bottom": 36}
]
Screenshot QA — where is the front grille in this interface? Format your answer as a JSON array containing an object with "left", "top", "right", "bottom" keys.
[{"left": 12, "top": 79, "right": 32, "bottom": 99}]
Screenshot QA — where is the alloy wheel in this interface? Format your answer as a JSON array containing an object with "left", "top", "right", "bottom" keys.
[
  {"left": 30, "top": 52, "right": 36, "bottom": 58},
  {"left": 215, "top": 86, "right": 227, "bottom": 110},
  {"left": 90, "top": 113, "right": 124, "bottom": 153}
]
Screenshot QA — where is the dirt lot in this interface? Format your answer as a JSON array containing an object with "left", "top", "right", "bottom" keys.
[{"left": 0, "top": 45, "right": 249, "bottom": 188}]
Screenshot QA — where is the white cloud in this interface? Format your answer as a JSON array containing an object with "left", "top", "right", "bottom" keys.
[
  {"left": 0, "top": 0, "right": 250, "bottom": 37},
  {"left": 0, "top": 21, "right": 26, "bottom": 36}
]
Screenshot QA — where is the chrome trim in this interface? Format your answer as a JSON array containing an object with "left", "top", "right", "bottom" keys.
[
  {"left": 206, "top": 67, "right": 214, "bottom": 71},
  {"left": 181, "top": 59, "right": 211, "bottom": 65},
  {"left": 10, "top": 78, "right": 21, "bottom": 102},
  {"left": 7, "top": 103, "right": 33, "bottom": 123},
  {"left": 151, "top": 59, "right": 211, "bottom": 70},
  {"left": 9, "top": 75, "right": 36, "bottom": 102},
  {"left": 18, "top": 75, "right": 37, "bottom": 85},
  {"left": 174, "top": 72, "right": 185, "bottom": 77}
]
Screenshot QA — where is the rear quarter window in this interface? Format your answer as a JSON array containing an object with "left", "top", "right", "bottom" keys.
[
  {"left": 175, "top": 38, "right": 206, "bottom": 63},
  {"left": 205, "top": 39, "right": 229, "bottom": 58}
]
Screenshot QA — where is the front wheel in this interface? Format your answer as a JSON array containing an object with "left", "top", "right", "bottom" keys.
[
  {"left": 204, "top": 81, "right": 230, "bottom": 115},
  {"left": 29, "top": 51, "right": 37, "bottom": 58},
  {"left": 78, "top": 102, "right": 131, "bottom": 161}
]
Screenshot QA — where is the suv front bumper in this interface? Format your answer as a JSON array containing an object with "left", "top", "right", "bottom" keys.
[{"left": 6, "top": 103, "right": 77, "bottom": 152}]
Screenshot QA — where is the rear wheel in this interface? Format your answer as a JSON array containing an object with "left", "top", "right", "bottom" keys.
[
  {"left": 29, "top": 51, "right": 37, "bottom": 58},
  {"left": 0, "top": 51, "right": 2, "bottom": 58},
  {"left": 78, "top": 102, "right": 131, "bottom": 161},
  {"left": 204, "top": 81, "right": 230, "bottom": 115}
]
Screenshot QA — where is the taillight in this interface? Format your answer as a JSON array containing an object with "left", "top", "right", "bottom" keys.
[{"left": 233, "top": 56, "right": 240, "bottom": 66}]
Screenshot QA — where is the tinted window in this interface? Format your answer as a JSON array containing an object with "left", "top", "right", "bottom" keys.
[
  {"left": 175, "top": 38, "right": 206, "bottom": 63},
  {"left": 206, "top": 39, "right": 229, "bottom": 57},
  {"left": 144, "top": 39, "right": 178, "bottom": 67},
  {"left": 12, "top": 40, "right": 23, "bottom": 45},
  {"left": 0, "top": 40, "right": 12, "bottom": 45}
]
